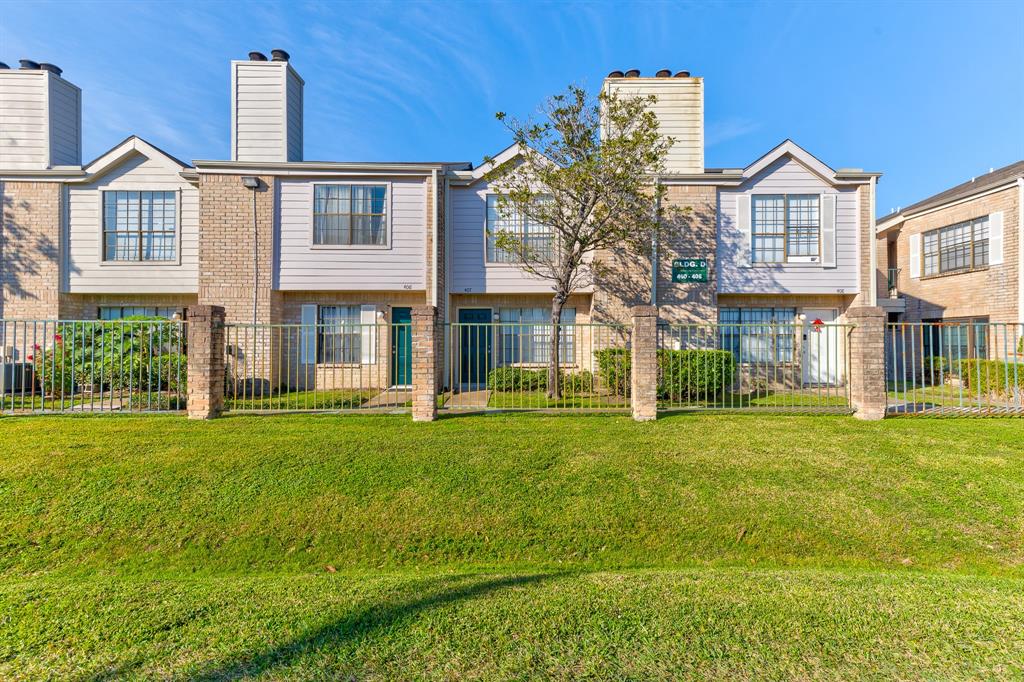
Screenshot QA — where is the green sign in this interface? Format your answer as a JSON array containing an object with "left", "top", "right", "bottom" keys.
[{"left": 671, "top": 258, "right": 708, "bottom": 283}]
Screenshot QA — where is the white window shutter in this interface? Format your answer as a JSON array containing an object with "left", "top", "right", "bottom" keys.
[
  {"left": 300, "top": 304, "right": 317, "bottom": 364},
  {"left": 360, "top": 305, "right": 377, "bottom": 364},
  {"left": 909, "top": 233, "right": 921, "bottom": 279},
  {"left": 821, "top": 194, "right": 837, "bottom": 267},
  {"left": 738, "top": 194, "right": 751, "bottom": 267},
  {"left": 989, "top": 212, "right": 1004, "bottom": 265}
]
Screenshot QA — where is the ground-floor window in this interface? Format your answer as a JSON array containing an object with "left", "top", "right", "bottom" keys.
[
  {"left": 719, "top": 307, "right": 797, "bottom": 363},
  {"left": 923, "top": 316, "right": 989, "bottom": 360},
  {"left": 497, "top": 307, "right": 576, "bottom": 364},
  {"left": 318, "top": 305, "right": 362, "bottom": 363},
  {"left": 98, "top": 306, "right": 180, "bottom": 320}
]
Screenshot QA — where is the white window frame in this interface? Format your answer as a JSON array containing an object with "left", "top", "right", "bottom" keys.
[
  {"left": 484, "top": 193, "right": 555, "bottom": 266},
  {"left": 309, "top": 181, "right": 392, "bottom": 251},
  {"left": 750, "top": 194, "right": 821, "bottom": 265},
  {"left": 97, "top": 189, "right": 182, "bottom": 266}
]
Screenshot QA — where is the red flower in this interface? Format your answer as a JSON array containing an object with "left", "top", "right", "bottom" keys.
[
  {"left": 33, "top": 344, "right": 41, "bottom": 350},
  {"left": 27, "top": 355, "right": 33, "bottom": 361},
  {"left": 54, "top": 334, "right": 63, "bottom": 343}
]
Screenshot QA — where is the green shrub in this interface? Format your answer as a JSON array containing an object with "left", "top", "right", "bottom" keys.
[
  {"left": 657, "top": 349, "right": 736, "bottom": 400},
  {"left": 958, "top": 359, "right": 1024, "bottom": 396},
  {"left": 594, "top": 347, "right": 737, "bottom": 399},
  {"left": 486, "top": 367, "right": 547, "bottom": 392},
  {"left": 595, "top": 348, "right": 631, "bottom": 397},
  {"left": 563, "top": 370, "right": 594, "bottom": 394}
]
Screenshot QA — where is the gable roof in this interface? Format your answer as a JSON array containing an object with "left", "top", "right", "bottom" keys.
[
  {"left": 877, "top": 160, "right": 1024, "bottom": 232},
  {"left": 741, "top": 139, "right": 880, "bottom": 186},
  {"left": 82, "top": 135, "right": 191, "bottom": 181}
]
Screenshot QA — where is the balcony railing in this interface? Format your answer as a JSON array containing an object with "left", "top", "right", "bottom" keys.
[{"left": 887, "top": 268, "right": 901, "bottom": 298}]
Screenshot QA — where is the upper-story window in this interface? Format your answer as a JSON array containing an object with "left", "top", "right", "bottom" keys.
[
  {"left": 922, "top": 216, "right": 988, "bottom": 276},
  {"left": 751, "top": 194, "right": 820, "bottom": 263},
  {"left": 313, "top": 184, "right": 387, "bottom": 246},
  {"left": 103, "top": 191, "right": 176, "bottom": 262},
  {"left": 486, "top": 195, "right": 554, "bottom": 263}
]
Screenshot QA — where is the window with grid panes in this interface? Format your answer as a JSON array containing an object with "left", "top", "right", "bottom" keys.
[
  {"left": 718, "top": 307, "right": 796, "bottom": 363},
  {"left": 922, "top": 216, "right": 989, "bottom": 276},
  {"left": 486, "top": 195, "right": 554, "bottom": 263},
  {"left": 751, "top": 194, "right": 820, "bottom": 263},
  {"left": 498, "top": 307, "right": 575, "bottom": 364},
  {"left": 317, "top": 305, "right": 362, "bottom": 363},
  {"left": 313, "top": 185, "right": 387, "bottom": 246},
  {"left": 102, "top": 191, "right": 177, "bottom": 261}
]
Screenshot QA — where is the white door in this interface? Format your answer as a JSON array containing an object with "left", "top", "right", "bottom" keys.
[{"left": 802, "top": 309, "right": 841, "bottom": 385}]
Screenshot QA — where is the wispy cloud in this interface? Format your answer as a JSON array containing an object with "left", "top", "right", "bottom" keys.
[{"left": 705, "top": 117, "right": 761, "bottom": 148}]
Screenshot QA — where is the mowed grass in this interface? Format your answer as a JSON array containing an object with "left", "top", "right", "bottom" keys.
[{"left": 1, "top": 413, "right": 1023, "bottom": 679}]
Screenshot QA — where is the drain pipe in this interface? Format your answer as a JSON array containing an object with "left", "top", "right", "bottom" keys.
[
  {"left": 241, "top": 176, "right": 260, "bottom": 324},
  {"left": 650, "top": 175, "right": 661, "bottom": 306},
  {"left": 431, "top": 168, "right": 439, "bottom": 308},
  {"left": 868, "top": 175, "right": 878, "bottom": 308}
]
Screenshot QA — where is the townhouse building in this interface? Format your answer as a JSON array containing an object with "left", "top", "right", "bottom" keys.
[
  {"left": 1, "top": 51, "right": 881, "bottom": 392},
  {"left": 876, "top": 162, "right": 1024, "bottom": 359}
]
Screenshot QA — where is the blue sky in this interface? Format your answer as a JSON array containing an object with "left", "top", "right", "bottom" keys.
[{"left": 2, "top": 0, "right": 1021, "bottom": 216}]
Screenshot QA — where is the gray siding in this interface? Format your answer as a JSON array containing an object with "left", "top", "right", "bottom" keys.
[
  {"left": 66, "top": 152, "right": 199, "bottom": 294},
  {"left": 0, "top": 71, "right": 47, "bottom": 169},
  {"left": 604, "top": 78, "right": 703, "bottom": 174},
  {"left": 717, "top": 156, "right": 860, "bottom": 295},
  {"left": 48, "top": 76, "right": 81, "bottom": 166},
  {"left": 233, "top": 61, "right": 284, "bottom": 162},
  {"left": 276, "top": 177, "right": 427, "bottom": 291},
  {"left": 285, "top": 69, "right": 303, "bottom": 162},
  {"left": 449, "top": 182, "right": 555, "bottom": 294}
]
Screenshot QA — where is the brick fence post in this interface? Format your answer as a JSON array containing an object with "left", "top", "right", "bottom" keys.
[
  {"left": 631, "top": 305, "right": 659, "bottom": 422},
  {"left": 186, "top": 305, "right": 226, "bottom": 420},
  {"left": 411, "top": 305, "right": 438, "bottom": 422},
  {"left": 846, "top": 306, "right": 887, "bottom": 420}
]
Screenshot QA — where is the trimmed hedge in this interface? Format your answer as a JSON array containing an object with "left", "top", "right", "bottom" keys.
[
  {"left": 486, "top": 367, "right": 596, "bottom": 394},
  {"left": 594, "top": 347, "right": 737, "bottom": 399},
  {"left": 958, "top": 359, "right": 1024, "bottom": 396}
]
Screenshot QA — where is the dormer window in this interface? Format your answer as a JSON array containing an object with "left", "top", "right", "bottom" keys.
[{"left": 102, "top": 191, "right": 177, "bottom": 261}]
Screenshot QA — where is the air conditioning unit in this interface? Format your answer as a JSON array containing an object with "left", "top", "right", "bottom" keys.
[{"left": 0, "top": 362, "right": 35, "bottom": 393}]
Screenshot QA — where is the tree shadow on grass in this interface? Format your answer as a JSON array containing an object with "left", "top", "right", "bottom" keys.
[{"left": 177, "top": 572, "right": 565, "bottom": 681}]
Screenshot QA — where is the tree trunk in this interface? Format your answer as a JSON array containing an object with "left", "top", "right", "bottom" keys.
[{"left": 547, "top": 294, "right": 567, "bottom": 400}]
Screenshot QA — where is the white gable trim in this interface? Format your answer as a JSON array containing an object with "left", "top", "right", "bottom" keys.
[
  {"left": 471, "top": 142, "right": 527, "bottom": 180},
  {"left": 743, "top": 140, "right": 839, "bottom": 186},
  {"left": 79, "top": 136, "right": 189, "bottom": 183}
]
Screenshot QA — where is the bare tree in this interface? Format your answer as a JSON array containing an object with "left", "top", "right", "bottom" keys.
[{"left": 486, "top": 85, "right": 680, "bottom": 398}]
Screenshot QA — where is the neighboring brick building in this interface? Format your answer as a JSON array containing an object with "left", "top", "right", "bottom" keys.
[{"left": 876, "top": 162, "right": 1024, "bottom": 337}]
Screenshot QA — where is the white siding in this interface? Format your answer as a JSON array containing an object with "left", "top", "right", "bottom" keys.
[
  {"left": 717, "top": 156, "right": 860, "bottom": 295},
  {"left": 604, "top": 77, "right": 703, "bottom": 174},
  {"left": 449, "top": 182, "right": 556, "bottom": 294},
  {"left": 66, "top": 152, "right": 199, "bottom": 293},
  {"left": 0, "top": 71, "right": 48, "bottom": 169},
  {"left": 285, "top": 68, "right": 303, "bottom": 162},
  {"left": 276, "top": 177, "right": 427, "bottom": 290},
  {"left": 48, "top": 76, "right": 81, "bottom": 166},
  {"left": 0, "top": 71, "right": 81, "bottom": 170}
]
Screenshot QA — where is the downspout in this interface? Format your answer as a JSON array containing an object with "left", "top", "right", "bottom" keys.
[
  {"left": 651, "top": 175, "right": 661, "bottom": 306},
  {"left": 431, "top": 168, "right": 439, "bottom": 308},
  {"left": 252, "top": 187, "right": 259, "bottom": 325},
  {"left": 1017, "top": 177, "right": 1023, "bottom": 325},
  {"left": 868, "top": 176, "right": 878, "bottom": 308}
]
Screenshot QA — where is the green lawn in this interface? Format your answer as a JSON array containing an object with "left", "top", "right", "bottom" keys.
[{"left": 1, "top": 414, "right": 1023, "bottom": 679}]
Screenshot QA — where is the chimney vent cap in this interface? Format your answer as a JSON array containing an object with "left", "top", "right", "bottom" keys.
[
  {"left": 655, "top": 69, "right": 672, "bottom": 77},
  {"left": 624, "top": 69, "right": 640, "bottom": 78},
  {"left": 673, "top": 70, "right": 691, "bottom": 78},
  {"left": 271, "top": 49, "right": 290, "bottom": 62},
  {"left": 0, "top": 61, "right": 9, "bottom": 70},
  {"left": 248, "top": 51, "right": 268, "bottom": 61},
  {"left": 607, "top": 70, "right": 624, "bottom": 78},
  {"left": 38, "top": 63, "right": 62, "bottom": 76},
  {"left": 19, "top": 59, "right": 40, "bottom": 70}
]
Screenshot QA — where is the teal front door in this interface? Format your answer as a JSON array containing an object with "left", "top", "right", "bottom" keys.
[
  {"left": 391, "top": 307, "right": 412, "bottom": 387},
  {"left": 458, "top": 308, "right": 492, "bottom": 389}
]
